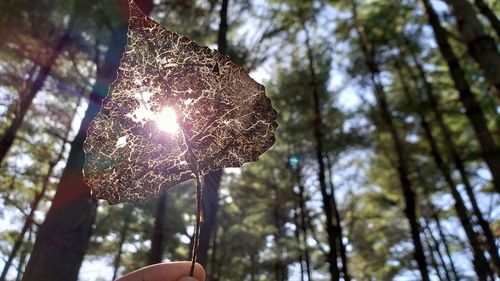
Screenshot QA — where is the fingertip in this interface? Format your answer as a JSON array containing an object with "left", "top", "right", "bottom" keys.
[
  {"left": 116, "top": 261, "right": 205, "bottom": 281},
  {"left": 192, "top": 262, "right": 205, "bottom": 281},
  {"left": 178, "top": 278, "right": 197, "bottom": 281},
  {"left": 178, "top": 277, "right": 197, "bottom": 281}
]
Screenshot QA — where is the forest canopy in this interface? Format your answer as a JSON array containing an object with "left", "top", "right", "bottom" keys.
[{"left": 0, "top": 0, "right": 499, "bottom": 281}]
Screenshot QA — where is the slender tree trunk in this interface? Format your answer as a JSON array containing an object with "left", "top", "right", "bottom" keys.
[
  {"left": 445, "top": 0, "right": 500, "bottom": 100},
  {"left": 271, "top": 184, "right": 286, "bottom": 281},
  {"left": 430, "top": 209, "right": 461, "bottom": 281},
  {"left": 405, "top": 45, "right": 500, "bottom": 273},
  {"left": 21, "top": 93, "right": 98, "bottom": 281},
  {"left": 0, "top": 95, "right": 80, "bottom": 281},
  {"left": 22, "top": 2, "right": 153, "bottom": 280},
  {"left": 0, "top": 30, "right": 69, "bottom": 165},
  {"left": 292, "top": 206, "right": 305, "bottom": 281},
  {"left": 303, "top": 23, "right": 340, "bottom": 281},
  {"left": 326, "top": 155, "right": 350, "bottom": 281},
  {"left": 295, "top": 167, "right": 312, "bottom": 281},
  {"left": 112, "top": 207, "right": 133, "bottom": 280},
  {"left": 148, "top": 194, "right": 167, "bottom": 265},
  {"left": 421, "top": 0, "right": 500, "bottom": 194},
  {"left": 395, "top": 61, "right": 491, "bottom": 280},
  {"left": 217, "top": 0, "right": 228, "bottom": 55},
  {"left": 423, "top": 227, "right": 445, "bottom": 281},
  {"left": 350, "top": 2, "right": 430, "bottom": 280},
  {"left": 15, "top": 229, "right": 32, "bottom": 281},
  {"left": 423, "top": 217, "right": 452, "bottom": 281},
  {"left": 198, "top": 0, "right": 229, "bottom": 266},
  {"left": 290, "top": 162, "right": 304, "bottom": 281},
  {"left": 198, "top": 170, "right": 222, "bottom": 266},
  {"left": 249, "top": 253, "right": 257, "bottom": 281},
  {"left": 473, "top": 0, "right": 500, "bottom": 38},
  {"left": 367, "top": 65, "right": 430, "bottom": 281}
]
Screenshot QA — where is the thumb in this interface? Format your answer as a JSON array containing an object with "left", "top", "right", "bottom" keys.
[{"left": 178, "top": 277, "right": 199, "bottom": 281}]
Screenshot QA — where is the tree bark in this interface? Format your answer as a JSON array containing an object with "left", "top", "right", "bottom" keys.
[
  {"left": 445, "top": 0, "right": 500, "bottom": 100},
  {"left": 295, "top": 166, "right": 312, "bottom": 281},
  {"left": 197, "top": 0, "right": 229, "bottom": 266},
  {"left": 303, "top": 23, "right": 340, "bottom": 281},
  {"left": 395, "top": 61, "right": 491, "bottom": 280},
  {"left": 217, "top": 0, "right": 228, "bottom": 56},
  {"left": 21, "top": 1, "right": 154, "bottom": 280},
  {"left": 0, "top": 96, "right": 80, "bottom": 281},
  {"left": 0, "top": 31, "right": 69, "bottom": 165},
  {"left": 350, "top": 2, "right": 430, "bottom": 280},
  {"left": 405, "top": 43, "right": 500, "bottom": 273},
  {"left": 473, "top": 0, "right": 500, "bottom": 38},
  {"left": 326, "top": 155, "right": 350, "bottom": 281},
  {"left": 148, "top": 194, "right": 167, "bottom": 265},
  {"left": 421, "top": 0, "right": 500, "bottom": 194}
]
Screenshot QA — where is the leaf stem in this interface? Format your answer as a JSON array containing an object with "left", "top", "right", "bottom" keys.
[
  {"left": 182, "top": 133, "right": 203, "bottom": 276},
  {"left": 190, "top": 171, "right": 202, "bottom": 276}
]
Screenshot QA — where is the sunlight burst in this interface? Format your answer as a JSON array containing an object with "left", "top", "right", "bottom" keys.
[{"left": 155, "top": 106, "right": 179, "bottom": 134}]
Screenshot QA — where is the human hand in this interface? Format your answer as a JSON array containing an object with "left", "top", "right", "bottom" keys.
[{"left": 116, "top": 261, "right": 205, "bottom": 281}]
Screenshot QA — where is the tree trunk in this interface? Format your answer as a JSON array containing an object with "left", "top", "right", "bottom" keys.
[
  {"left": 292, "top": 203, "right": 305, "bottom": 281},
  {"left": 423, "top": 217, "right": 451, "bottom": 281},
  {"left": 15, "top": 229, "right": 32, "bottom": 281},
  {"left": 350, "top": 2, "right": 430, "bottom": 280},
  {"left": 367, "top": 67, "right": 430, "bottom": 281},
  {"left": 148, "top": 194, "right": 167, "bottom": 265},
  {"left": 112, "top": 207, "right": 133, "bottom": 280},
  {"left": 0, "top": 31, "right": 69, "bottom": 165},
  {"left": 21, "top": 1, "right": 154, "bottom": 280},
  {"left": 430, "top": 210, "right": 460, "bottom": 281},
  {"left": 304, "top": 23, "right": 340, "bottom": 281},
  {"left": 326, "top": 155, "right": 350, "bottom": 281},
  {"left": 217, "top": 0, "right": 228, "bottom": 56},
  {"left": 395, "top": 61, "right": 492, "bottom": 280},
  {"left": 445, "top": 0, "right": 500, "bottom": 100},
  {"left": 272, "top": 185, "right": 286, "bottom": 281},
  {"left": 197, "top": 0, "right": 229, "bottom": 266},
  {"left": 423, "top": 227, "right": 445, "bottom": 281},
  {"left": 198, "top": 170, "right": 222, "bottom": 266},
  {"left": 0, "top": 96, "right": 80, "bottom": 281},
  {"left": 405, "top": 43, "right": 500, "bottom": 273},
  {"left": 21, "top": 95, "right": 98, "bottom": 281},
  {"left": 421, "top": 0, "right": 500, "bottom": 194},
  {"left": 249, "top": 253, "right": 257, "bottom": 281},
  {"left": 473, "top": 0, "right": 500, "bottom": 38},
  {"left": 295, "top": 166, "right": 312, "bottom": 281}
]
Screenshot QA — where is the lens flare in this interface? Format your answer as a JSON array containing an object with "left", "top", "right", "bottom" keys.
[{"left": 155, "top": 106, "right": 179, "bottom": 134}]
